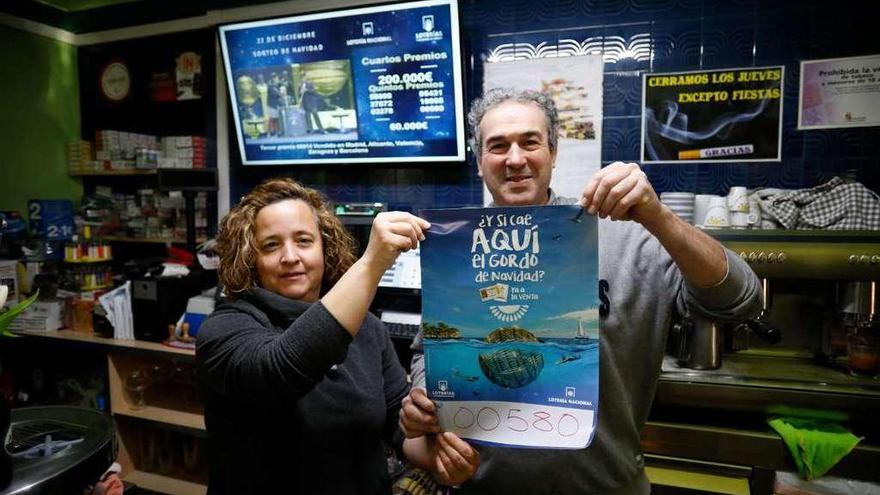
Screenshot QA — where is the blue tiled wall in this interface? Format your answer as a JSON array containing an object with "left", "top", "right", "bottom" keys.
[{"left": 230, "top": 0, "right": 880, "bottom": 210}]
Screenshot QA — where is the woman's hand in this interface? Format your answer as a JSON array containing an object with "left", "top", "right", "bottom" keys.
[
  {"left": 363, "top": 212, "right": 430, "bottom": 273},
  {"left": 433, "top": 432, "right": 480, "bottom": 486},
  {"left": 321, "top": 212, "right": 428, "bottom": 336}
]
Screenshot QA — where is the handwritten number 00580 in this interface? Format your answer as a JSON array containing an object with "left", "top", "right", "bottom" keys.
[{"left": 452, "top": 406, "right": 579, "bottom": 437}]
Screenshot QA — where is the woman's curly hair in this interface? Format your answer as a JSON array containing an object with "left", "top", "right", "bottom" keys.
[{"left": 216, "top": 178, "right": 357, "bottom": 297}]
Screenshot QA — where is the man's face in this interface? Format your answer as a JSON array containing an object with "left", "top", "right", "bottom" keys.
[{"left": 477, "top": 100, "right": 556, "bottom": 206}]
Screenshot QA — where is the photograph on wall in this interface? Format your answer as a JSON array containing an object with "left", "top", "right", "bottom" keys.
[
  {"left": 799, "top": 54, "right": 880, "bottom": 130},
  {"left": 232, "top": 60, "right": 356, "bottom": 142},
  {"left": 483, "top": 55, "right": 604, "bottom": 205},
  {"left": 641, "top": 66, "right": 783, "bottom": 163},
  {"left": 421, "top": 205, "right": 600, "bottom": 449}
]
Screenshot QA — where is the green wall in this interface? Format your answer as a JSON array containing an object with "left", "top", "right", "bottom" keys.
[{"left": 0, "top": 24, "right": 82, "bottom": 217}]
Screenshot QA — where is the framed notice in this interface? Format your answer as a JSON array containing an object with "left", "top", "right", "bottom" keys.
[
  {"left": 421, "top": 205, "right": 599, "bottom": 449},
  {"left": 799, "top": 54, "right": 880, "bottom": 130},
  {"left": 641, "top": 66, "right": 783, "bottom": 163}
]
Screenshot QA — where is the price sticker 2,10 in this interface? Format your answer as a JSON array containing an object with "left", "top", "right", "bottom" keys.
[{"left": 28, "top": 199, "right": 76, "bottom": 240}]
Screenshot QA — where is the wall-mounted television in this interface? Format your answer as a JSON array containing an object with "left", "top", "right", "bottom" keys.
[{"left": 219, "top": 0, "right": 465, "bottom": 166}]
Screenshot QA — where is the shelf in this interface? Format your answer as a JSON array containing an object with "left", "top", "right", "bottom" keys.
[
  {"left": 79, "top": 284, "right": 113, "bottom": 291},
  {"left": 69, "top": 168, "right": 218, "bottom": 194},
  {"left": 64, "top": 257, "right": 112, "bottom": 263},
  {"left": 123, "top": 470, "right": 206, "bottom": 495},
  {"left": 101, "top": 235, "right": 206, "bottom": 244},
  {"left": 12, "top": 329, "right": 195, "bottom": 356},
  {"left": 70, "top": 169, "right": 158, "bottom": 176},
  {"left": 107, "top": 353, "right": 205, "bottom": 431},
  {"left": 113, "top": 406, "right": 205, "bottom": 431},
  {"left": 707, "top": 228, "right": 880, "bottom": 243}
]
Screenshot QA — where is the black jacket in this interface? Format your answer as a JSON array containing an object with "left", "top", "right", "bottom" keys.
[{"left": 196, "top": 288, "right": 408, "bottom": 494}]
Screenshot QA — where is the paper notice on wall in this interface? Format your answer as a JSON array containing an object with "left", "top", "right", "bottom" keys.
[
  {"left": 799, "top": 54, "right": 880, "bottom": 130},
  {"left": 483, "top": 56, "right": 604, "bottom": 205}
]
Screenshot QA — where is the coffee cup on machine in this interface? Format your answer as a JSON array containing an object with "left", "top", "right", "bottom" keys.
[
  {"left": 703, "top": 196, "right": 730, "bottom": 229},
  {"left": 693, "top": 194, "right": 716, "bottom": 228},
  {"left": 730, "top": 212, "right": 749, "bottom": 229},
  {"left": 727, "top": 186, "right": 749, "bottom": 213},
  {"left": 747, "top": 196, "right": 762, "bottom": 227},
  {"left": 672, "top": 316, "right": 723, "bottom": 370}
]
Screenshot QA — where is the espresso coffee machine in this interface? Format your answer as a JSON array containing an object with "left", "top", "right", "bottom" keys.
[
  {"left": 716, "top": 232, "right": 880, "bottom": 364},
  {"left": 651, "top": 231, "right": 880, "bottom": 489}
]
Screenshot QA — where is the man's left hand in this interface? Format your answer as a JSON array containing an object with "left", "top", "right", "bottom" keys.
[{"left": 580, "top": 162, "right": 662, "bottom": 225}]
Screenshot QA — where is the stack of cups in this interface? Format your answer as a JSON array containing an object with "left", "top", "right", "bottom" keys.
[
  {"left": 659, "top": 192, "right": 695, "bottom": 224},
  {"left": 727, "top": 186, "right": 749, "bottom": 229}
]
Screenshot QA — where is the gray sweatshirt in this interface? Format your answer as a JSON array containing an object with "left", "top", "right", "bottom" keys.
[{"left": 410, "top": 194, "right": 762, "bottom": 494}]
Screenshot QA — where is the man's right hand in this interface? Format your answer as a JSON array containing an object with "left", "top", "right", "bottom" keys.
[{"left": 399, "top": 387, "right": 441, "bottom": 438}]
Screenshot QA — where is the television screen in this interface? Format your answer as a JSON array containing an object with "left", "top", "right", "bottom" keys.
[{"left": 219, "top": 0, "right": 465, "bottom": 165}]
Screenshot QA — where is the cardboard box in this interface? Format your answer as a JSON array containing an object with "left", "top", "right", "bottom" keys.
[
  {"left": 20, "top": 301, "right": 63, "bottom": 331},
  {"left": 0, "top": 259, "right": 22, "bottom": 330},
  {"left": 0, "top": 260, "right": 19, "bottom": 308}
]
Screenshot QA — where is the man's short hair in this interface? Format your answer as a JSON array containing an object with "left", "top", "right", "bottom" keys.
[{"left": 467, "top": 87, "right": 559, "bottom": 159}]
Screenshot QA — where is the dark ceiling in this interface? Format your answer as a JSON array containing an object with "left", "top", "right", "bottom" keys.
[{"left": 2, "top": 0, "right": 284, "bottom": 34}]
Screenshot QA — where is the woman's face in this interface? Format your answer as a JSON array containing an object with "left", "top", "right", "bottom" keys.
[{"left": 254, "top": 199, "right": 325, "bottom": 302}]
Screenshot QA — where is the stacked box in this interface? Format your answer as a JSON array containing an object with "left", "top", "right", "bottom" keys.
[
  {"left": 91, "top": 188, "right": 209, "bottom": 242},
  {"left": 19, "top": 301, "right": 63, "bottom": 332},
  {"left": 94, "top": 130, "right": 120, "bottom": 155},
  {"left": 160, "top": 135, "right": 207, "bottom": 169},
  {"left": 95, "top": 130, "right": 159, "bottom": 169},
  {"left": 135, "top": 149, "right": 160, "bottom": 169},
  {"left": 67, "top": 141, "right": 93, "bottom": 173}
]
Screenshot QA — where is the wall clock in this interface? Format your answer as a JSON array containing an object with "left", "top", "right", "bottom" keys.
[{"left": 100, "top": 61, "right": 131, "bottom": 102}]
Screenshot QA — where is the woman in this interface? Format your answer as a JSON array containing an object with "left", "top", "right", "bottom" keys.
[{"left": 196, "top": 178, "right": 431, "bottom": 493}]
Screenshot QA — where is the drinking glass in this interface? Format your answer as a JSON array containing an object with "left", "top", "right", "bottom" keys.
[
  {"left": 123, "top": 369, "right": 152, "bottom": 410},
  {"left": 847, "top": 323, "right": 879, "bottom": 377}
]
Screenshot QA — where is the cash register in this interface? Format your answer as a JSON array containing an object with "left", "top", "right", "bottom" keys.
[
  {"left": 377, "top": 248, "right": 421, "bottom": 338},
  {"left": 373, "top": 248, "right": 422, "bottom": 371}
]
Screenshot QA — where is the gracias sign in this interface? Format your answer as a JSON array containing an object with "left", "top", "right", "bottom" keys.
[{"left": 641, "top": 66, "right": 784, "bottom": 163}]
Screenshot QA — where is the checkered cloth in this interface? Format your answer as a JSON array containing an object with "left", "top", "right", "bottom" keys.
[{"left": 759, "top": 177, "right": 880, "bottom": 230}]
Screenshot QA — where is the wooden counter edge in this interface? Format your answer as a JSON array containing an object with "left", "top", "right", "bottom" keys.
[{"left": 11, "top": 329, "right": 195, "bottom": 356}]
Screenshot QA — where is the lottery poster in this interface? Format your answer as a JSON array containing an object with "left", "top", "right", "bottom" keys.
[{"left": 421, "top": 205, "right": 599, "bottom": 449}]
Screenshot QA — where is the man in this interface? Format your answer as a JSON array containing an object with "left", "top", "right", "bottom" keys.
[
  {"left": 299, "top": 78, "right": 325, "bottom": 134},
  {"left": 400, "top": 88, "right": 762, "bottom": 494}
]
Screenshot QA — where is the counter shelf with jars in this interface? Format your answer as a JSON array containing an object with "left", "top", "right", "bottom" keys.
[{"left": 11, "top": 329, "right": 207, "bottom": 494}]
